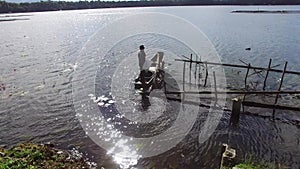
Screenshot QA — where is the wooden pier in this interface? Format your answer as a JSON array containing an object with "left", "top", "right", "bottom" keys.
[{"left": 172, "top": 55, "right": 300, "bottom": 125}]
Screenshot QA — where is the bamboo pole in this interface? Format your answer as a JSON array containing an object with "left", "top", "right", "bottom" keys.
[
  {"left": 175, "top": 59, "right": 300, "bottom": 75},
  {"left": 243, "top": 101, "right": 300, "bottom": 112},
  {"left": 263, "top": 59, "right": 272, "bottom": 91},
  {"left": 165, "top": 90, "right": 300, "bottom": 95},
  {"left": 213, "top": 71, "right": 218, "bottom": 100},
  {"left": 198, "top": 54, "right": 202, "bottom": 88},
  {"left": 194, "top": 55, "right": 198, "bottom": 85},
  {"left": 198, "top": 62, "right": 201, "bottom": 88},
  {"left": 273, "top": 62, "right": 288, "bottom": 117},
  {"left": 240, "top": 59, "right": 262, "bottom": 77},
  {"left": 274, "top": 61, "right": 288, "bottom": 105},
  {"left": 204, "top": 62, "right": 208, "bottom": 87},
  {"left": 166, "top": 96, "right": 300, "bottom": 112},
  {"left": 189, "top": 54, "right": 192, "bottom": 86},
  {"left": 182, "top": 62, "right": 186, "bottom": 101},
  {"left": 245, "top": 63, "right": 250, "bottom": 89},
  {"left": 249, "top": 63, "right": 280, "bottom": 77},
  {"left": 242, "top": 63, "right": 251, "bottom": 112}
]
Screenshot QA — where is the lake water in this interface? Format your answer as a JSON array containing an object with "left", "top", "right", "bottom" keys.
[{"left": 0, "top": 5, "right": 300, "bottom": 169}]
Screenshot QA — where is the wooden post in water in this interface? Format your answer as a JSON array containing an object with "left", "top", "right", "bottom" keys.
[
  {"left": 183, "top": 62, "right": 186, "bottom": 101},
  {"left": 189, "top": 54, "right": 192, "bottom": 87},
  {"left": 194, "top": 55, "right": 198, "bottom": 85},
  {"left": 275, "top": 61, "right": 288, "bottom": 104},
  {"left": 230, "top": 98, "right": 241, "bottom": 126},
  {"left": 273, "top": 61, "right": 288, "bottom": 117},
  {"left": 204, "top": 62, "right": 208, "bottom": 87},
  {"left": 198, "top": 62, "right": 201, "bottom": 88},
  {"left": 163, "top": 82, "right": 167, "bottom": 95},
  {"left": 213, "top": 71, "right": 218, "bottom": 101},
  {"left": 263, "top": 59, "right": 272, "bottom": 90},
  {"left": 245, "top": 63, "right": 250, "bottom": 90},
  {"left": 243, "top": 63, "right": 250, "bottom": 112},
  {"left": 197, "top": 55, "right": 202, "bottom": 88}
]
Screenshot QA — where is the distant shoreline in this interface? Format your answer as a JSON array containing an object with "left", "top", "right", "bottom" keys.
[
  {"left": 1, "top": 1, "right": 300, "bottom": 14},
  {"left": 232, "top": 10, "right": 300, "bottom": 14}
]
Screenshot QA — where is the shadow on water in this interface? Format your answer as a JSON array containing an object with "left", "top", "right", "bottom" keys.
[{"left": 97, "top": 72, "right": 181, "bottom": 138}]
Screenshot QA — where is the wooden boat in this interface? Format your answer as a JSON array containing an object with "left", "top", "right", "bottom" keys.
[{"left": 135, "top": 52, "right": 165, "bottom": 94}]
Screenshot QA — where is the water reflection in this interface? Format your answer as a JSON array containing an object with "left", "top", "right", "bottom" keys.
[
  {"left": 109, "top": 138, "right": 140, "bottom": 169},
  {"left": 94, "top": 113, "right": 141, "bottom": 168},
  {"left": 104, "top": 120, "right": 141, "bottom": 168},
  {"left": 112, "top": 154, "right": 139, "bottom": 169}
]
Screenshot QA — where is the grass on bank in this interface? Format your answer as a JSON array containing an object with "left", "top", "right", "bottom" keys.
[
  {"left": 0, "top": 143, "right": 92, "bottom": 169},
  {"left": 234, "top": 162, "right": 275, "bottom": 169},
  {"left": 222, "top": 158, "right": 279, "bottom": 169}
]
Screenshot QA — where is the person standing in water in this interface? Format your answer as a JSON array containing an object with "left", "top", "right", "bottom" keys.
[
  {"left": 138, "top": 45, "right": 146, "bottom": 71},
  {"left": 137, "top": 45, "right": 147, "bottom": 93}
]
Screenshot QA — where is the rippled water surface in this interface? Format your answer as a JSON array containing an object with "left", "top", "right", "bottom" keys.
[{"left": 0, "top": 6, "right": 300, "bottom": 169}]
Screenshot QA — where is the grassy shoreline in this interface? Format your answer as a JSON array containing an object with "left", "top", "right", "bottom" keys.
[
  {"left": 0, "top": 143, "right": 95, "bottom": 169},
  {"left": 221, "top": 156, "right": 286, "bottom": 169}
]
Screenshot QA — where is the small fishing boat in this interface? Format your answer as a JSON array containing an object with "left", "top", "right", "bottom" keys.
[{"left": 135, "top": 52, "right": 165, "bottom": 94}]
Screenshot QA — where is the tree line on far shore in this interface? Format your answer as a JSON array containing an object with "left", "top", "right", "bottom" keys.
[{"left": 1, "top": 0, "right": 300, "bottom": 14}]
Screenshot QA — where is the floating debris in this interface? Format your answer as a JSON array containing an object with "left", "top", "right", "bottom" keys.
[
  {"left": 62, "top": 63, "right": 78, "bottom": 73},
  {"left": 14, "top": 91, "right": 29, "bottom": 96},
  {"left": 34, "top": 84, "right": 45, "bottom": 90},
  {"left": 98, "top": 102, "right": 104, "bottom": 106},
  {"left": 108, "top": 100, "right": 115, "bottom": 104},
  {"left": 88, "top": 94, "right": 116, "bottom": 107}
]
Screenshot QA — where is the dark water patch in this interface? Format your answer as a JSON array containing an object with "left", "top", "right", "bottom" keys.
[
  {"left": 0, "top": 18, "right": 30, "bottom": 22},
  {"left": 75, "top": 100, "right": 300, "bottom": 168},
  {"left": 0, "top": 14, "right": 33, "bottom": 18}
]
